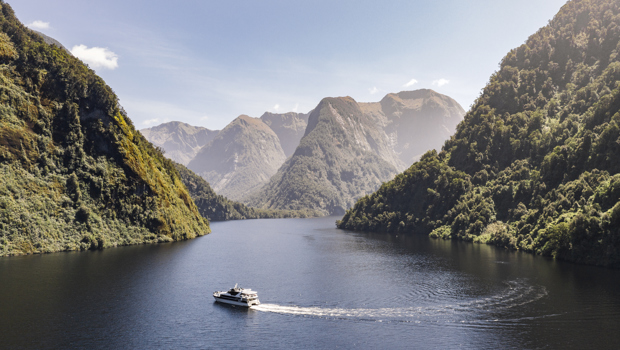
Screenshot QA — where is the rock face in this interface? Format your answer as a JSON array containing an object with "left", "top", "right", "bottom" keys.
[
  {"left": 366, "top": 89, "right": 465, "bottom": 164},
  {"left": 260, "top": 112, "right": 310, "bottom": 158},
  {"left": 0, "top": 3, "right": 209, "bottom": 256},
  {"left": 247, "top": 97, "right": 402, "bottom": 215},
  {"left": 338, "top": 0, "right": 620, "bottom": 268},
  {"left": 247, "top": 90, "right": 465, "bottom": 215},
  {"left": 187, "top": 115, "right": 287, "bottom": 201},
  {"left": 141, "top": 121, "right": 218, "bottom": 165}
]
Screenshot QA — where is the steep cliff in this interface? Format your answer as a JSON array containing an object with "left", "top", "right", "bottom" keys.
[
  {"left": 338, "top": 0, "right": 620, "bottom": 267},
  {"left": 0, "top": 3, "right": 209, "bottom": 256},
  {"left": 187, "top": 115, "right": 287, "bottom": 201},
  {"left": 141, "top": 121, "right": 218, "bottom": 165}
]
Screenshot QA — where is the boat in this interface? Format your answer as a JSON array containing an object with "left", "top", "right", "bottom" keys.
[{"left": 213, "top": 284, "right": 260, "bottom": 307}]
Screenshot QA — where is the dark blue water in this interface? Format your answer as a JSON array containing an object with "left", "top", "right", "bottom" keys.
[{"left": 1, "top": 216, "right": 620, "bottom": 349}]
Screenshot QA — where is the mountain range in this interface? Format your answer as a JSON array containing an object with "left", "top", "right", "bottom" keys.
[
  {"left": 248, "top": 90, "right": 464, "bottom": 215},
  {"left": 140, "top": 121, "right": 218, "bottom": 165},
  {"left": 144, "top": 90, "right": 463, "bottom": 215}
]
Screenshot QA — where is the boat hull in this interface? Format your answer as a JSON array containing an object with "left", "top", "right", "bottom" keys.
[{"left": 213, "top": 296, "right": 259, "bottom": 307}]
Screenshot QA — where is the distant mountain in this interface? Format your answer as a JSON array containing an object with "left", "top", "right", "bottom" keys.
[
  {"left": 247, "top": 90, "right": 464, "bottom": 215},
  {"left": 338, "top": 0, "right": 620, "bottom": 268},
  {"left": 247, "top": 97, "right": 401, "bottom": 215},
  {"left": 187, "top": 115, "right": 287, "bottom": 201},
  {"left": 365, "top": 89, "right": 465, "bottom": 164},
  {"left": 260, "top": 111, "right": 310, "bottom": 158},
  {"left": 0, "top": 3, "right": 208, "bottom": 256},
  {"left": 141, "top": 121, "right": 218, "bottom": 165},
  {"left": 174, "top": 162, "right": 318, "bottom": 221}
]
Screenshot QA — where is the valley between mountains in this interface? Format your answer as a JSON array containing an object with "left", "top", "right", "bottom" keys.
[{"left": 2, "top": 0, "right": 620, "bottom": 269}]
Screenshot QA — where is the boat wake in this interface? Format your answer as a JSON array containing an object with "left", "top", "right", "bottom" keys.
[{"left": 253, "top": 280, "right": 548, "bottom": 325}]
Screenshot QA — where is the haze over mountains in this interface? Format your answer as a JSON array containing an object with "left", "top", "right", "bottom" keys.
[
  {"left": 142, "top": 112, "right": 310, "bottom": 201},
  {"left": 143, "top": 89, "right": 465, "bottom": 215},
  {"left": 248, "top": 90, "right": 464, "bottom": 215},
  {"left": 187, "top": 115, "right": 287, "bottom": 201},
  {"left": 140, "top": 121, "right": 218, "bottom": 165},
  {"left": 338, "top": 0, "right": 620, "bottom": 267}
]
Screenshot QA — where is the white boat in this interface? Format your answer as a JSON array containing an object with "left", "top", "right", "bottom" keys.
[{"left": 213, "top": 284, "right": 260, "bottom": 307}]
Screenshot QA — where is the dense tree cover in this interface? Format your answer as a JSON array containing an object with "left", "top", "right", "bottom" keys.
[
  {"left": 0, "top": 2, "right": 209, "bottom": 256},
  {"left": 338, "top": 0, "right": 620, "bottom": 267},
  {"left": 175, "top": 162, "right": 318, "bottom": 221}
]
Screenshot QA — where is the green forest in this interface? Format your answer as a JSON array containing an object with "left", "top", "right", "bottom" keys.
[
  {"left": 0, "top": 2, "right": 209, "bottom": 256},
  {"left": 175, "top": 162, "right": 318, "bottom": 221},
  {"left": 338, "top": 0, "right": 620, "bottom": 267}
]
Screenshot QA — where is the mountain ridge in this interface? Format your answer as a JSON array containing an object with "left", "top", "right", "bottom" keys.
[
  {"left": 0, "top": 2, "right": 209, "bottom": 256},
  {"left": 337, "top": 0, "right": 620, "bottom": 267},
  {"left": 140, "top": 121, "right": 218, "bottom": 165},
  {"left": 187, "top": 114, "right": 286, "bottom": 201},
  {"left": 248, "top": 90, "right": 465, "bottom": 215}
]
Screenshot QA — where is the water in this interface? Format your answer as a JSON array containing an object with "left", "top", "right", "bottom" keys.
[{"left": 1, "top": 216, "right": 620, "bottom": 349}]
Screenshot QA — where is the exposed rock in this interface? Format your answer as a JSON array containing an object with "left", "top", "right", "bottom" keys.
[
  {"left": 141, "top": 121, "right": 218, "bottom": 165},
  {"left": 187, "top": 115, "right": 286, "bottom": 201}
]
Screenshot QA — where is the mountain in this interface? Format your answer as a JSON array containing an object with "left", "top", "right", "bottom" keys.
[
  {"left": 368, "top": 89, "right": 465, "bottom": 164},
  {"left": 0, "top": 3, "right": 209, "bottom": 256},
  {"left": 247, "top": 90, "right": 465, "bottom": 215},
  {"left": 187, "top": 115, "right": 286, "bottom": 201},
  {"left": 174, "top": 162, "right": 317, "bottom": 220},
  {"left": 260, "top": 111, "right": 310, "bottom": 157},
  {"left": 338, "top": 0, "right": 620, "bottom": 267},
  {"left": 140, "top": 121, "right": 218, "bottom": 165},
  {"left": 247, "top": 96, "right": 404, "bottom": 215}
]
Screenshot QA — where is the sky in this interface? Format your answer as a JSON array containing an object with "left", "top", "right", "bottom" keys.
[{"left": 12, "top": 0, "right": 567, "bottom": 130}]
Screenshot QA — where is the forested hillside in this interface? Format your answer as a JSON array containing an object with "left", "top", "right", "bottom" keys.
[
  {"left": 338, "top": 0, "right": 620, "bottom": 267},
  {"left": 174, "top": 163, "right": 316, "bottom": 220},
  {"left": 0, "top": 2, "right": 209, "bottom": 256}
]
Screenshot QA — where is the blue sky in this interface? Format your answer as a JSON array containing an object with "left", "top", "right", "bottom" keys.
[{"left": 13, "top": 0, "right": 567, "bottom": 130}]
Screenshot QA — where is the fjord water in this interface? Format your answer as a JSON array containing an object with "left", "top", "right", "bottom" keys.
[{"left": 2, "top": 217, "right": 620, "bottom": 349}]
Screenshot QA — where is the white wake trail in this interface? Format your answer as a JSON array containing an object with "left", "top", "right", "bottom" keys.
[{"left": 252, "top": 280, "right": 548, "bottom": 323}]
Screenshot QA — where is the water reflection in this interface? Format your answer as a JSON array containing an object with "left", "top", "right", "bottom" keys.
[{"left": 1, "top": 217, "right": 620, "bottom": 349}]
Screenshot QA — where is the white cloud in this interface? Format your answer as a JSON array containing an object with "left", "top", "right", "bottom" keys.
[
  {"left": 273, "top": 104, "right": 280, "bottom": 112},
  {"left": 369, "top": 86, "right": 379, "bottom": 95},
  {"left": 70, "top": 45, "right": 119, "bottom": 70},
  {"left": 403, "top": 79, "right": 418, "bottom": 88},
  {"left": 292, "top": 103, "right": 299, "bottom": 112},
  {"left": 432, "top": 78, "right": 450, "bottom": 87},
  {"left": 27, "top": 20, "right": 50, "bottom": 30}
]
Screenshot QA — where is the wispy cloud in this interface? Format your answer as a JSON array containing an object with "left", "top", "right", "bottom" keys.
[
  {"left": 27, "top": 20, "right": 50, "bottom": 30},
  {"left": 70, "top": 45, "right": 119, "bottom": 70},
  {"left": 273, "top": 104, "right": 280, "bottom": 112},
  {"left": 403, "top": 79, "right": 418, "bottom": 88},
  {"left": 292, "top": 103, "right": 299, "bottom": 112},
  {"left": 432, "top": 78, "right": 450, "bottom": 87},
  {"left": 369, "top": 86, "right": 379, "bottom": 95}
]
